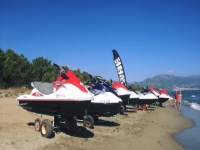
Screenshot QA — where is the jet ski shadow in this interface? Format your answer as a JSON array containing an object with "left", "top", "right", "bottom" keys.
[
  {"left": 118, "top": 113, "right": 128, "bottom": 116},
  {"left": 55, "top": 126, "right": 94, "bottom": 139},
  {"left": 27, "top": 122, "right": 35, "bottom": 126},
  {"left": 94, "top": 119, "right": 120, "bottom": 127},
  {"left": 157, "top": 105, "right": 167, "bottom": 108},
  {"left": 27, "top": 122, "right": 94, "bottom": 139}
]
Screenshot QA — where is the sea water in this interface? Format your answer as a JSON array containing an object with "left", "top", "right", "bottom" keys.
[{"left": 168, "top": 90, "right": 200, "bottom": 150}]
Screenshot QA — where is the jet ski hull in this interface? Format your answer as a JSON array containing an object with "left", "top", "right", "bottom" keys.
[
  {"left": 127, "top": 98, "right": 139, "bottom": 105},
  {"left": 148, "top": 87, "right": 169, "bottom": 105},
  {"left": 119, "top": 95, "right": 140, "bottom": 106},
  {"left": 158, "top": 97, "right": 169, "bottom": 104},
  {"left": 118, "top": 95, "right": 131, "bottom": 105},
  {"left": 18, "top": 100, "right": 91, "bottom": 116},
  {"left": 138, "top": 99, "right": 157, "bottom": 105},
  {"left": 87, "top": 102, "right": 121, "bottom": 116}
]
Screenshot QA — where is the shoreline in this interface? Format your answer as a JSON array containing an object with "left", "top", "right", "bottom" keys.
[
  {"left": 173, "top": 104, "right": 200, "bottom": 150},
  {"left": 164, "top": 103, "right": 195, "bottom": 150},
  {"left": 0, "top": 98, "right": 194, "bottom": 150}
]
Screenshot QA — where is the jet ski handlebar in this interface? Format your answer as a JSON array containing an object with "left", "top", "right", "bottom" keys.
[
  {"left": 53, "top": 63, "right": 65, "bottom": 73},
  {"left": 88, "top": 74, "right": 110, "bottom": 86},
  {"left": 88, "top": 74, "right": 98, "bottom": 84},
  {"left": 97, "top": 77, "right": 110, "bottom": 85},
  {"left": 53, "top": 63, "right": 69, "bottom": 79}
]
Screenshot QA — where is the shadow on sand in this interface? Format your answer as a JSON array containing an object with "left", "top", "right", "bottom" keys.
[
  {"left": 27, "top": 122, "right": 34, "bottom": 126},
  {"left": 55, "top": 126, "right": 94, "bottom": 139},
  {"left": 157, "top": 105, "right": 167, "bottom": 108},
  {"left": 94, "top": 119, "right": 120, "bottom": 127},
  {"left": 27, "top": 122, "right": 94, "bottom": 139},
  {"left": 119, "top": 113, "right": 128, "bottom": 116}
]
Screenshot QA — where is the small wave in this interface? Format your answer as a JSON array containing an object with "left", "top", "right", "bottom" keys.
[
  {"left": 183, "top": 100, "right": 200, "bottom": 111},
  {"left": 182, "top": 100, "right": 191, "bottom": 106},
  {"left": 191, "top": 95, "right": 196, "bottom": 97},
  {"left": 190, "top": 103, "right": 200, "bottom": 111}
]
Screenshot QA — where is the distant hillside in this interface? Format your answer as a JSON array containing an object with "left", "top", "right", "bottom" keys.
[{"left": 133, "top": 74, "right": 200, "bottom": 91}]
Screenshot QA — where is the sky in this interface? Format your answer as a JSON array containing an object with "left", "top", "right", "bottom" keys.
[{"left": 0, "top": 0, "right": 200, "bottom": 82}]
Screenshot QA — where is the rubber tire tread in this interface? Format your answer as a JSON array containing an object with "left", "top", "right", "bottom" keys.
[
  {"left": 85, "top": 115, "right": 94, "bottom": 129},
  {"left": 40, "top": 119, "right": 54, "bottom": 138},
  {"left": 35, "top": 118, "right": 41, "bottom": 132},
  {"left": 119, "top": 105, "right": 125, "bottom": 115},
  {"left": 66, "top": 116, "right": 77, "bottom": 134}
]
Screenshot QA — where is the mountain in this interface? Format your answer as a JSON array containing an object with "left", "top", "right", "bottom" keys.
[{"left": 133, "top": 74, "right": 200, "bottom": 91}]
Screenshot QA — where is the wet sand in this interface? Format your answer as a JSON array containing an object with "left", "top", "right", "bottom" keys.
[{"left": 0, "top": 98, "right": 194, "bottom": 150}]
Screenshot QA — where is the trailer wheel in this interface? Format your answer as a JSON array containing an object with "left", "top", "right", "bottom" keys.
[
  {"left": 84, "top": 115, "right": 94, "bottom": 129},
  {"left": 35, "top": 118, "right": 41, "bottom": 132},
  {"left": 65, "top": 116, "right": 77, "bottom": 133},
  {"left": 40, "top": 119, "right": 54, "bottom": 138},
  {"left": 119, "top": 105, "right": 125, "bottom": 115}
]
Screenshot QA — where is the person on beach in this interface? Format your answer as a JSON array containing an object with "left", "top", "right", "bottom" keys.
[
  {"left": 174, "top": 91, "right": 178, "bottom": 108},
  {"left": 177, "top": 91, "right": 182, "bottom": 109}
]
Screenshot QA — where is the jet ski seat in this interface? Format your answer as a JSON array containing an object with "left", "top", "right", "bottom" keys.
[{"left": 33, "top": 81, "right": 54, "bottom": 95}]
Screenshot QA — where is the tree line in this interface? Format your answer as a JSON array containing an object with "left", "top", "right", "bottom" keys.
[{"left": 0, "top": 49, "right": 142, "bottom": 91}]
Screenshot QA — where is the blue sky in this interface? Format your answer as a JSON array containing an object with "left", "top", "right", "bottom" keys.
[{"left": 0, "top": 0, "right": 200, "bottom": 82}]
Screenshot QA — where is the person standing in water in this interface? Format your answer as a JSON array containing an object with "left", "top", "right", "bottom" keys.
[
  {"left": 177, "top": 91, "right": 182, "bottom": 109},
  {"left": 174, "top": 90, "right": 178, "bottom": 108}
]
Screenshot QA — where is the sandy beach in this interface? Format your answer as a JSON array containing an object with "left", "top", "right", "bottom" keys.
[{"left": 0, "top": 97, "right": 194, "bottom": 150}]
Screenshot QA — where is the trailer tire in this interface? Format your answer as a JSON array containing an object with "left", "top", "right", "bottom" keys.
[
  {"left": 119, "top": 105, "right": 124, "bottom": 115},
  {"left": 65, "top": 116, "right": 77, "bottom": 133},
  {"left": 84, "top": 115, "right": 94, "bottom": 129},
  {"left": 40, "top": 119, "right": 54, "bottom": 138},
  {"left": 35, "top": 118, "right": 41, "bottom": 132}
]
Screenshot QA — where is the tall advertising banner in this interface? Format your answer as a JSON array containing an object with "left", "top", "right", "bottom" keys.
[{"left": 112, "top": 49, "right": 127, "bottom": 87}]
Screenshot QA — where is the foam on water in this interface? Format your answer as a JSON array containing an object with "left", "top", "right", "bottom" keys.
[
  {"left": 183, "top": 100, "right": 200, "bottom": 111},
  {"left": 190, "top": 103, "right": 200, "bottom": 111},
  {"left": 191, "top": 95, "right": 196, "bottom": 97}
]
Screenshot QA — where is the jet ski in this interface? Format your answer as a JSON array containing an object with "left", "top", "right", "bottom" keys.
[
  {"left": 16, "top": 63, "right": 93, "bottom": 138},
  {"left": 111, "top": 80, "right": 141, "bottom": 112},
  {"left": 129, "top": 86, "right": 158, "bottom": 111},
  {"left": 148, "top": 87, "right": 170, "bottom": 106},
  {"left": 77, "top": 75, "right": 122, "bottom": 128},
  {"left": 111, "top": 49, "right": 157, "bottom": 111},
  {"left": 128, "top": 86, "right": 140, "bottom": 105},
  {"left": 93, "top": 77, "right": 126, "bottom": 114},
  {"left": 111, "top": 81, "right": 131, "bottom": 104}
]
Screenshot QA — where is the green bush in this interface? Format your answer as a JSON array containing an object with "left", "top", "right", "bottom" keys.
[{"left": 4, "top": 93, "right": 9, "bottom": 97}]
